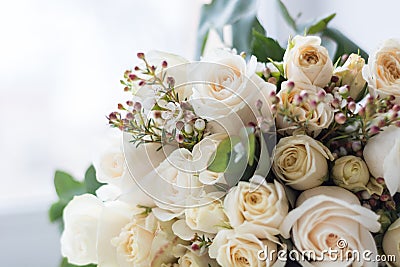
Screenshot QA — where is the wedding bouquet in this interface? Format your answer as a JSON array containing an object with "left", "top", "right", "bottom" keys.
[{"left": 49, "top": 2, "right": 400, "bottom": 267}]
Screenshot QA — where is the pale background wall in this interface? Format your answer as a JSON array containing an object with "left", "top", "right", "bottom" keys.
[{"left": 0, "top": 0, "right": 398, "bottom": 266}]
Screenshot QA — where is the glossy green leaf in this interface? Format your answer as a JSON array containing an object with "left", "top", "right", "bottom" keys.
[
  {"left": 84, "top": 165, "right": 104, "bottom": 195},
  {"left": 49, "top": 201, "right": 65, "bottom": 222},
  {"left": 196, "top": 0, "right": 259, "bottom": 58},
  {"left": 207, "top": 137, "right": 240, "bottom": 172},
  {"left": 251, "top": 30, "right": 285, "bottom": 62},
  {"left": 54, "top": 171, "right": 86, "bottom": 202},
  {"left": 231, "top": 14, "right": 265, "bottom": 55},
  {"left": 306, "top": 13, "right": 336, "bottom": 34}
]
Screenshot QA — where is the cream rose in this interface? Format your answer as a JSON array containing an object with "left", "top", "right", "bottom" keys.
[
  {"left": 171, "top": 196, "right": 228, "bottom": 241},
  {"left": 60, "top": 194, "right": 103, "bottom": 265},
  {"left": 280, "top": 186, "right": 381, "bottom": 267},
  {"left": 223, "top": 176, "right": 288, "bottom": 239},
  {"left": 97, "top": 200, "right": 183, "bottom": 267},
  {"left": 208, "top": 229, "right": 278, "bottom": 267},
  {"left": 272, "top": 135, "right": 334, "bottom": 190},
  {"left": 284, "top": 35, "right": 333, "bottom": 88},
  {"left": 276, "top": 82, "right": 334, "bottom": 137},
  {"left": 331, "top": 155, "right": 370, "bottom": 192},
  {"left": 179, "top": 251, "right": 219, "bottom": 267},
  {"left": 189, "top": 49, "right": 275, "bottom": 135},
  {"left": 362, "top": 39, "right": 400, "bottom": 104},
  {"left": 333, "top": 53, "right": 366, "bottom": 100},
  {"left": 363, "top": 125, "right": 400, "bottom": 195},
  {"left": 382, "top": 218, "right": 400, "bottom": 267}
]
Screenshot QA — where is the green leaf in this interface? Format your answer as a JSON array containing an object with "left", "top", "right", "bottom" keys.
[
  {"left": 196, "top": 0, "right": 259, "bottom": 58},
  {"left": 54, "top": 171, "right": 86, "bottom": 202},
  {"left": 60, "top": 257, "right": 96, "bottom": 267},
  {"left": 207, "top": 137, "right": 240, "bottom": 172},
  {"left": 276, "top": 0, "right": 297, "bottom": 31},
  {"left": 49, "top": 201, "right": 66, "bottom": 222},
  {"left": 84, "top": 165, "right": 104, "bottom": 195},
  {"left": 322, "top": 27, "right": 368, "bottom": 61},
  {"left": 251, "top": 30, "right": 285, "bottom": 62},
  {"left": 306, "top": 13, "right": 336, "bottom": 34},
  {"left": 231, "top": 15, "right": 265, "bottom": 55}
]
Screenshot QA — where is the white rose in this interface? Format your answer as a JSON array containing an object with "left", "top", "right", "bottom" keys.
[
  {"left": 172, "top": 196, "right": 228, "bottom": 241},
  {"left": 331, "top": 155, "right": 370, "bottom": 192},
  {"left": 138, "top": 147, "right": 204, "bottom": 221},
  {"left": 179, "top": 251, "right": 219, "bottom": 267},
  {"left": 382, "top": 218, "right": 400, "bottom": 267},
  {"left": 223, "top": 176, "right": 288, "bottom": 239},
  {"left": 284, "top": 35, "right": 333, "bottom": 88},
  {"left": 272, "top": 135, "right": 334, "bottom": 190},
  {"left": 276, "top": 82, "right": 334, "bottom": 137},
  {"left": 60, "top": 194, "right": 103, "bottom": 265},
  {"left": 280, "top": 186, "right": 380, "bottom": 267},
  {"left": 333, "top": 53, "right": 366, "bottom": 100},
  {"left": 362, "top": 39, "right": 400, "bottom": 104},
  {"left": 97, "top": 200, "right": 182, "bottom": 267},
  {"left": 189, "top": 49, "right": 276, "bottom": 135},
  {"left": 208, "top": 229, "right": 278, "bottom": 267},
  {"left": 363, "top": 125, "right": 400, "bottom": 195},
  {"left": 93, "top": 140, "right": 135, "bottom": 194}
]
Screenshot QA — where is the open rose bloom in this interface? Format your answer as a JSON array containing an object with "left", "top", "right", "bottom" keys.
[{"left": 52, "top": 29, "right": 400, "bottom": 267}]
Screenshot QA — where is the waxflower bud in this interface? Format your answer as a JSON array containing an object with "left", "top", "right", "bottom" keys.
[
  {"left": 286, "top": 81, "right": 295, "bottom": 90},
  {"left": 137, "top": 52, "right": 145, "bottom": 59},
  {"left": 335, "top": 113, "right": 346, "bottom": 124},
  {"left": 194, "top": 119, "right": 206, "bottom": 131},
  {"left": 166, "top": 76, "right": 175, "bottom": 88},
  {"left": 317, "top": 90, "right": 326, "bottom": 101},
  {"left": 176, "top": 121, "right": 184, "bottom": 130},
  {"left": 369, "top": 125, "right": 380, "bottom": 135},
  {"left": 348, "top": 101, "right": 356, "bottom": 112},
  {"left": 162, "top": 60, "right": 168, "bottom": 68},
  {"left": 133, "top": 102, "right": 142, "bottom": 112},
  {"left": 184, "top": 123, "right": 193, "bottom": 134}
]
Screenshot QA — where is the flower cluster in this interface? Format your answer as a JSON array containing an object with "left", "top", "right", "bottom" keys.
[{"left": 56, "top": 35, "right": 400, "bottom": 267}]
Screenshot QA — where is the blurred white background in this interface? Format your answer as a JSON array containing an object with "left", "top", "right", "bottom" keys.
[{"left": 0, "top": 0, "right": 398, "bottom": 266}]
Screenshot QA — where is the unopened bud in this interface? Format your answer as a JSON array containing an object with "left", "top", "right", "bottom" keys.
[
  {"left": 393, "top": 105, "right": 400, "bottom": 112},
  {"left": 380, "top": 194, "right": 390, "bottom": 202},
  {"left": 317, "top": 90, "right": 327, "bottom": 101},
  {"left": 126, "top": 100, "right": 134, "bottom": 106},
  {"left": 128, "top": 74, "right": 137, "bottom": 80},
  {"left": 310, "top": 100, "right": 318, "bottom": 109},
  {"left": 347, "top": 101, "right": 356, "bottom": 112},
  {"left": 338, "top": 85, "right": 349, "bottom": 95},
  {"left": 194, "top": 119, "right": 206, "bottom": 131},
  {"left": 369, "top": 125, "right": 380, "bottom": 135},
  {"left": 395, "top": 121, "right": 400, "bottom": 127},
  {"left": 133, "top": 102, "right": 142, "bottom": 111},
  {"left": 331, "top": 98, "right": 341, "bottom": 109},
  {"left": 286, "top": 81, "right": 295, "bottom": 90},
  {"left": 162, "top": 60, "right": 168, "bottom": 68},
  {"left": 358, "top": 107, "right": 366, "bottom": 116},
  {"left": 118, "top": 103, "right": 125, "bottom": 110},
  {"left": 331, "top": 76, "right": 339, "bottom": 83},
  {"left": 270, "top": 104, "right": 277, "bottom": 113},
  {"left": 293, "top": 94, "right": 303, "bottom": 106},
  {"left": 137, "top": 52, "right": 145, "bottom": 59},
  {"left": 184, "top": 123, "right": 193, "bottom": 134},
  {"left": 376, "top": 177, "right": 385, "bottom": 184},
  {"left": 166, "top": 77, "right": 175, "bottom": 88},
  {"left": 176, "top": 134, "right": 184, "bottom": 143},
  {"left": 335, "top": 113, "right": 346, "bottom": 124},
  {"left": 300, "top": 90, "right": 309, "bottom": 99}
]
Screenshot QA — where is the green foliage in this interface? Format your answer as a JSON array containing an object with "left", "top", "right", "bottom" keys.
[
  {"left": 250, "top": 30, "right": 285, "bottom": 62},
  {"left": 276, "top": 0, "right": 297, "bottom": 31},
  {"left": 49, "top": 165, "right": 104, "bottom": 224},
  {"left": 196, "top": 0, "right": 262, "bottom": 58},
  {"left": 306, "top": 13, "right": 336, "bottom": 34},
  {"left": 207, "top": 137, "right": 240, "bottom": 173}
]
